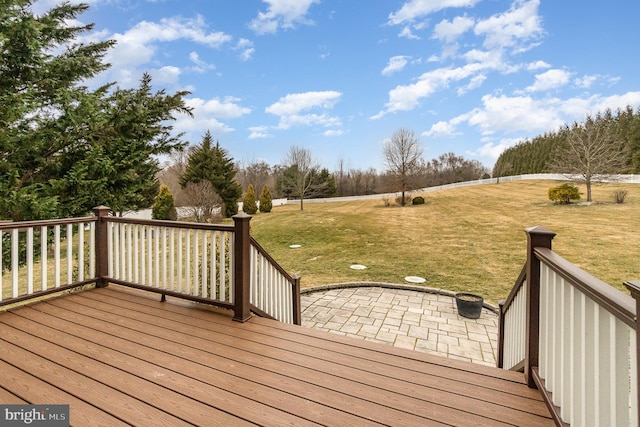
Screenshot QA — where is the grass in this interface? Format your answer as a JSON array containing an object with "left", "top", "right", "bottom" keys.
[{"left": 249, "top": 180, "right": 640, "bottom": 304}]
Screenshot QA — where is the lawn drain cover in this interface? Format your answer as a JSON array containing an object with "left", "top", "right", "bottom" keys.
[
  {"left": 289, "top": 244, "right": 302, "bottom": 248},
  {"left": 404, "top": 276, "right": 426, "bottom": 283},
  {"left": 350, "top": 264, "right": 367, "bottom": 270}
]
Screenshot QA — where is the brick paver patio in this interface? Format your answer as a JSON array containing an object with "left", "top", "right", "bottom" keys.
[{"left": 301, "top": 286, "right": 499, "bottom": 367}]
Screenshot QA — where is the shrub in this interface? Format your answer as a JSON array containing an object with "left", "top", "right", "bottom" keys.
[
  {"left": 242, "top": 184, "right": 258, "bottom": 214},
  {"left": 152, "top": 185, "right": 177, "bottom": 220},
  {"left": 259, "top": 184, "right": 273, "bottom": 213},
  {"left": 412, "top": 196, "right": 425, "bottom": 205},
  {"left": 548, "top": 183, "right": 581, "bottom": 204},
  {"left": 382, "top": 197, "right": 394, "bottom": 207},
  {"left": 613, "top": 190, "right": 628, "bottom": 204}
]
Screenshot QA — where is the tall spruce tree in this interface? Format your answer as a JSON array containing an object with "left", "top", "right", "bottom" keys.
[
  {"left": 0, "top": 1, "right": 192, "bottom": 220},
  {"left": 180, "top": 132, "right": 242, "bottom": 218},
  {"left": 0, "top": 1, "right": 114, "bottom": 220}
]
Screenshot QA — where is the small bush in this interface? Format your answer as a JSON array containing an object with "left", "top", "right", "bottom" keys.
[
  {"left": 396, "top": 194, "right": 412, "bottom": 206},
  {"left": 259, "top": 184, "right": 273, "bottom": 213},
  {"left": 412, "top": 196, "right": 425, "bottom": 205},
  {"left": 548, "top": 183, "right": 581, "bottom": 204},
  {"left": 152, "top": 185, "right": 177, "bottom": 220},
  {"left": 382, "top": 197, "right": 394, "bottom": 207},
  {"left": 242, "top": 184, "right": 258, "bottom": 214},
  {"left": 613, "top": 190, "right": 628, "bottom": 204}
]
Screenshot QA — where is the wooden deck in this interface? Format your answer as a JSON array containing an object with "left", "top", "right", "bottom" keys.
[{"left": 0, "top": 285, "right": 553, "bottom": 426}]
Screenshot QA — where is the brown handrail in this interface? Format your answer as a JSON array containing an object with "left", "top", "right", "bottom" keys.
[
  {"left": 106, "top": 216, "right": 233, "bottom": 233},
  {"left": 0, "top": 216, "right": 96, "bottom": 230},
  {"left": 535, "top": 247, "right": 636, "bottom": 328},
  {"left": 249, "top": 236, "right": 296, "bottom": 283},
  {"left": 501, "top": 263, "right": 526, "bottom": 312},
  {"left": 497, "top": 263, "right": 526, "bottom": 369}
]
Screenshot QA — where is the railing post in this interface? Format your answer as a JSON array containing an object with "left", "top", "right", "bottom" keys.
[
  {"left": 524, "top": 226, "right": 556, "bottom": 388},
  {"left": 233, "top": 213, "right": 252, "bottom": 322},
  {"left": 624, "top": 280, "right": 640, "bottom": 427},
  {"left": 93, "top": 206, "right": 111, "bottom": 288},
  {"left": 497, "top": 299, "right": 505, "bottom": 368},
  {"left": 292, "top": 274, "right": 301, "bottom": 325}
]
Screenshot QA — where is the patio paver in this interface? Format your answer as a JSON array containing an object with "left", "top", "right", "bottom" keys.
[{"left": 302, "top": 286, "right": 499, "bottom": 367}]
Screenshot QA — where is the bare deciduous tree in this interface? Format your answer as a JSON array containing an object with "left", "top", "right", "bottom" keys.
[
  {"left": 550, "top": 113, "right": 629, "bottom": 202},
  {"left": 383, "top": 128, "right": 423, "bottom": 205},
  {"left": 281, "top": 146, "right": 322, "bottom": 210}
]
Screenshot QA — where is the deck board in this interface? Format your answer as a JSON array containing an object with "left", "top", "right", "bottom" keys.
[{"left": 0, "top": 285, "right": 554, "bottom": 426}]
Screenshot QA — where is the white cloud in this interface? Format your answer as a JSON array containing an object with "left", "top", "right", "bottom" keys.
[
  {"left": 473, "top": 138, "right": 523, "bottom": 161},
  {"left": 372, "top": 63, "right": 489, "bottom": 118},
  {"left": 174, "top": 115, "right": 233, "bottom": 136},
  {"left": 324, "top": 129, "right": 345, "bottom": 137},
  {"left": 465, "top": 94, "right": 565, "bottom": 135},
  {"left": 592, "top": 92, "right": 640, "bottom": 114},
  {"left": 432, "top": 15, "right": 475, "bottom": 43},
  {"left": 457, "top": 74, "right": 487, "bottom": 95},
  {"left": 189, "top": 51, "right": 216, "bottom": 73},
  {"left": 398, "top": 26, "right": 421, "bottom": 40},
  {"left": 174, "top": 96, "right": 251, "bottom": 137},
  {"left": 151, "top": 66, "right": 181, "bottom": 86},
  {"left": 526, "top": 69, "right": 572, "bottom": 92},
  {"left": 266, "top": 91, "right": 342, "bottom": 116},
  {"left": 422, "top": 121, "right": 460, "bottom": 138},
  {"left": 265, "top": 91, "right": 343, "bottom": 131},
  {"left": 248, "top": 126, "right": 273, "bottom": 139},
  {"left": 187, "top": 97, "right": 251, "bottom": 119},
  {"left": 526, "top": 60, "right": 550, "bottom": 71},
  {"left": 574, "top": 74, "right": 599, "bottom": 89},
  {"left": 103, "top": 16, "right": 232, "bottom": 86},
  {"left": 382, "top": 56, "right": 411, "bottom": 76},
  {"left": 388, "top": 0, "right": 481, "bottom": 26},
  {"left": 235, "top": 39, "right": 255, "bottom": 61},
  {"left": 278, "top": 113, "right": 342, "bottom": 130},
  {"left": 454, "top": 91, "right": 640, "bottom": 140},
  {"left": 474, "top": 0, "right": 543, "bottom": 51},
  {"left": 249, "top": 0, "right": 320, "bottom": 35}
]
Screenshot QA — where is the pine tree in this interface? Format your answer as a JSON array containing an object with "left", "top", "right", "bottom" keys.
[
  {"left": 152, "top": 185, "right": 177, "bottom": 220},
  {"left": 259, "top": 185, "right": 273, "bottom": 213},
  {"left": 180, "top": 132, "right": 242, "bottom": 217},
  {"left": 242, "top": 184, "right": 258, "bottom": 214}
]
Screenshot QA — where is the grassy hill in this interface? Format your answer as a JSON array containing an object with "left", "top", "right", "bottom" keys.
[{"left": 249, "top": 180, "right": 640, "bottom": 303}]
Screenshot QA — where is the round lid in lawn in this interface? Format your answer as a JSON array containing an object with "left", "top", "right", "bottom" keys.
[
  {"left": 350, "top": 264, "right": 367, "bottom": 270},
  {"left": 404, "top": 276, "right": 426, "bottom": 283},
  {"left": 289, "top": 244, "right": 302, "bottom": 249}
]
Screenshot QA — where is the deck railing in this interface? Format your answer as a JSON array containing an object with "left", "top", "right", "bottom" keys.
[
  {"left": 1, "top": 207, "right": 301, "bottom": 325},
  {"left": 498, "top": 226, "right": 639, "bottom": 426},
  {"left": 0, "top": 217, "right": 97, "bottom": 306},
  {"left": 249, "top": 237, "right": 301, "bottom": 325}
]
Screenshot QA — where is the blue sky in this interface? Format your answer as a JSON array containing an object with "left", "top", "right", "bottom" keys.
[{"left": 34, "top": 0, "right": 640, "bottom": 171}]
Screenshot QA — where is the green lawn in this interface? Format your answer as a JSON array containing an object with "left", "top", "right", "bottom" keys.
[{"left": 249, "top": 180, "right": 640, "bottom": 303}]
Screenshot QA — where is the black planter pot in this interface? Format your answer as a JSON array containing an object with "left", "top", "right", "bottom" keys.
[{"left": 455, "top": 293, "right": 484, "bottom": 319}]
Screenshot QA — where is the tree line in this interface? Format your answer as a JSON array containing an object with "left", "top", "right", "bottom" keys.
[
  {"left": 493, "top": 106, "right": 640, "bottom": 201},
  {"left": 157, "top": 129, "right": 489, "bottom": 216}
]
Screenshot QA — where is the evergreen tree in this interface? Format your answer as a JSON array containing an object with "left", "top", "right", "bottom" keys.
[
  {"left": 0, "top": 1, "right": 192, "bottom": 220},
  {"left": 180, "top": 132, "right": 242, "bottom": 217},
  {"left": 242, "top": 184, "right": 258, "bottom": 214},
  {"left": 51, "top": 73, "right": 192, "bottom": 217},
  {"left": 259, "top": 185, "right": 273, "bottom": 213},
  {"left": 0, "top": 1, "right": 114, "bottom": 220},
  {"left": 152, "top": 185, "right": 177, "bottom": 220}
]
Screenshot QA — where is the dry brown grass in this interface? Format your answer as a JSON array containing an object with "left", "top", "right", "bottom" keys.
[{"left": 250, "top": 180, "right": 640, "bottom": 303}]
